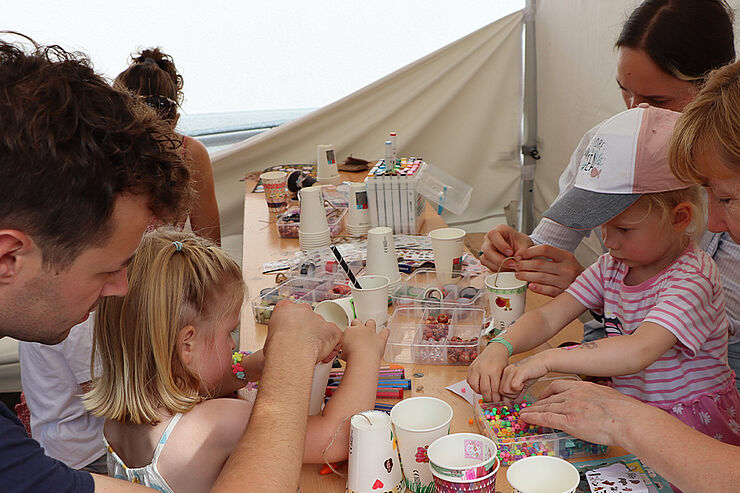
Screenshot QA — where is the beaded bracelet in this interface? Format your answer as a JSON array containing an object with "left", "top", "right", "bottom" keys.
[
  {"left": 232, "top": 350, "right": 253, "bottom": 380},
  {"left": 487, "top": 337, "right": 513, "bottom": 357}
]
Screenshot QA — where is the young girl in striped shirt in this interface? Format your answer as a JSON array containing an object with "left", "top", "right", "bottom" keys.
[{"left": 468, "top": 104, "right": 740, "bottom": 445}]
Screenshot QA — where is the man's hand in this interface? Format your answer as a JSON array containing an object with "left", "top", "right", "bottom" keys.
[
  {"left": 512, "top": 244, "right": 584, "bottom": 297},
  {"left": 479, "top": 225, "right": 533, "bottom": 273},
  {"left": 265, "top": 300, "right": 343, "bottom": 363}
]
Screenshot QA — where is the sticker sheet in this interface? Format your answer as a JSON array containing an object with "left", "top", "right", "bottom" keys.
[{"left": 585, "top": 463, "right": 650, "bottom": 493}]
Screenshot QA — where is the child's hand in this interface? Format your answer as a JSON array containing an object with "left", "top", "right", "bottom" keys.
[
  {"left": 340, "top": 319, "right": 389, "bottom": 363},
  {"left": 499, "top": 353, "right": 549, "bottom": 399},
  {"left": 467, "top": 341, "right": 511, "bottom": 402}
]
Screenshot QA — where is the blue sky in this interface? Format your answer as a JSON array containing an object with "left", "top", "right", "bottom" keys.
[{"left": 6, "top": 1, "right": 523, "bottom": 114}]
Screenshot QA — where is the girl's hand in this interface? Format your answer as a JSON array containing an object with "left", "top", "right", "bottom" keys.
[
  {"left": 340, "top": 319, "right": 389, "bottom": 363},
  {"left": 479, "top": 225, "right": 533, "bottom": 273},
  {"left": 500, "top": 352, "right": 550, "bottom": 398},
  {"left": 467, "top": 342, "right": 511, "bottom": 402}
]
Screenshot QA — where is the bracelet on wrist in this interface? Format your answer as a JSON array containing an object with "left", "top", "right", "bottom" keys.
[
  {"left": 231, "top": 350, "right": 253, "bottom": 380},
  {"left": 487, "top": 337, "right": 513, "bottom": 357}
]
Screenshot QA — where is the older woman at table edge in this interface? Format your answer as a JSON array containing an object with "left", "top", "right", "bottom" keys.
[
  {"left": 520, "top": 60, "right": 740, "bottom": 493},
  {"left": 0, "top": 36, "right": 342, "bottom": 493}
]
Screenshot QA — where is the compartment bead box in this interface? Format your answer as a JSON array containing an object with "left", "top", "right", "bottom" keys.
[{"left": 251, "top": 278, "right": 352, "bottom": 324}]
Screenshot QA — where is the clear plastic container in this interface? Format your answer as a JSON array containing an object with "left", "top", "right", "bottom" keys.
[
  {"left": 391, "top": 268, "right": 485, "bottom": 310},
  {"left": 384, "top": 306, "right": 484, "bottom": 365},
  {"left": 277, "top": 206, "right": 347, "bottom": 238},
  {"left": 474, "top": 377, "right": 609, "bottom": 465},
  {"left": 251, "top": 278, "right": 352, "bottom": 324},
  {"left": 416, "top": 163, "right": 472, "bottom": 215}
]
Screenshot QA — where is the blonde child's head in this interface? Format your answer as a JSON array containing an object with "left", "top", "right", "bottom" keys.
[
  {"left": 544, "top": 104, "right": 704, "bottom": 239},
  {"left": 85, "top": 228, "right": 245, "bottom": 425}
]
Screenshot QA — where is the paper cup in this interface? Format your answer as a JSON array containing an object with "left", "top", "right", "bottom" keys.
[
  {"left": 317, "top": 144, "right": 341, "bottom": 185},
  {"left": 314, "top": 296, "right": 356, "bottom": 331},
  {"left": 429, "top": 228, "right": 466, "bottom": 283},
  {"left": 347, "top": 411, "right": 406, "bottom": 493},
  {"left": 260, "top": 171, "right": 288, "bottom": 212},
  {"left": 352, "top": 275, "right": 391, "bottom": 328},
  {"left": 347, "top": 182, "right": 371, "bottom": 234},
  {"left": 298, "top": 186, "right": 330, "bottom": 234},
  {"left": 427, "top": 433, "right": 497, "bottom": 481},
  {"left": 308, "top": 361, "right": 333, "bottom": 416},
  {"left": 390, "top": 396, "right": 453, "bottom": 493},
  {"left": 484, "top": 273, "right": 527, "bottom": 335},
  {"left": 506, "top": 456, "right": 579, "bottom": 493},
  {"left": 431, "top": 459, "right": 499, "bottom": 493},
  {"left": 366, "top": 227, "right": 401, "bottom": 294}
]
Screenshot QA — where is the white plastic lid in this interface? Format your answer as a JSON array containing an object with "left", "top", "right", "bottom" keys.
[{"left": 416, "top": 162, "right": 472, "bottom": 215}]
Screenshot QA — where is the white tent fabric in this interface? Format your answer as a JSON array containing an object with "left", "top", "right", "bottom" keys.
[{"left": 211, "top": 10, "right": 524, "bottom": 243}]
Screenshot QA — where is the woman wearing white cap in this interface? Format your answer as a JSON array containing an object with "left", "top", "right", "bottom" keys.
[{"left": 516, "top": 58, "right": 740, "bottom": 493}]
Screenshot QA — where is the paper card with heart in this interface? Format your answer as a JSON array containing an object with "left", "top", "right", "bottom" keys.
[{"left": 586, "top": 463, "right": 649, "bottom": 493}]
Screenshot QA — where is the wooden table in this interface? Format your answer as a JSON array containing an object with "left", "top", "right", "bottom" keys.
[{"left": 240, "top": 173, "right": 626, "bottom": 492}]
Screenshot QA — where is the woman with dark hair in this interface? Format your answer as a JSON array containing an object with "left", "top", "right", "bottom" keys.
[
  {"left": 116, "top": 48, "right": 221, "bottom": 245},
  {"left": 472, "top": 0, "right": 740, "bottom": 395}
]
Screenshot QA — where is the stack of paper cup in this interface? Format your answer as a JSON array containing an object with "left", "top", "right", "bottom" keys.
[
  {"left": 347, "top": 411, "right": 406, "bottom": 493},
  {"left": 298, "top": 186, "right": 331, "bottom": 250},
  {"left": 351, "top": 275, "right": 391, "bottom": 328},
  {"left": 365, "top": 227, "right": 402, "bottom": 297},
  {"left": 390, "top": 396, "right": 453, "bottom": 493},
  {"left": 428, "top": 433, "right": 499, "bottom": 493},
  {"left": 317, "top": 144, "right": 341, "bottom": 185},
  {"left": 347, "top": 182, "right": 371, "bottom": 236},
  {"left": 506, "top": 456, "right": 580, "bottom": 493},
  {"left": 429, "top": 228, "right": 466, "bottom": 283}
]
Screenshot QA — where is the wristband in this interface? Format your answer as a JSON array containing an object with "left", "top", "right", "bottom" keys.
[
  {"left": 231, "top": 350, "right": 253, "bottom": 380},
  {"left": 487, "top": 338, "right": 513, "bottom": 357}
]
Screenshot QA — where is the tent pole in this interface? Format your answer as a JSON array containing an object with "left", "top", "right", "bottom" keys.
[{"left": 520, "top": 0, "right": 539, "bottom": 234}]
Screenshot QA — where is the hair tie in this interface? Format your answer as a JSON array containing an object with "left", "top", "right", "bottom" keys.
[{"left": 173, "top": 241, "right": 183, "bottom": 252}]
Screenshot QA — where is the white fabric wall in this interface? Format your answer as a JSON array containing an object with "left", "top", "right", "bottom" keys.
[{"left": 211, "top": 11, "right": 524, "bottom": 240}]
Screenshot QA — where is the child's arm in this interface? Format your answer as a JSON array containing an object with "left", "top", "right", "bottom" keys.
[
  {"left": 216, "top": 350, "right": 265, "bottom": 397},
  {"left": 302, "top": 319, "right": 389, "bottom": 463},
  {"left": 468, "top": 291, "right": 587, "bottom": 402},
  {"left": 500, "top": 321, "right": 678, "bottom": 397}
]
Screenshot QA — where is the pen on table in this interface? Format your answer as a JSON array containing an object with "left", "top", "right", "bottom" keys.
[{"left": 330, "top": 245, "right": 362, "bottom": 288}]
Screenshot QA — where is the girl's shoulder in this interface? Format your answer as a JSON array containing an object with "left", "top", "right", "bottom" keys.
[{"left": 187, "top": 397, "right": 253, "bottom": 440}]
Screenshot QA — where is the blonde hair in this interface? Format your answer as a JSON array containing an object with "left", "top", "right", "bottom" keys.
[
  {"left": 630, "top": 187, "right": 705, "bottom": 238},
  {"left": 670, "top": 60, "right": 740, "bottom": 184},
  {"left": 84, "top": 228, "right": 244, "bottom": 425}
]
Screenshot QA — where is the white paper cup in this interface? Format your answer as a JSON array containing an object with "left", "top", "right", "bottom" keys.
[
  {"left": 347, "top": 182, "right": 371, "bottom": 233},
  {"left": 298, "top": 186, "right": 330, "bottom": 235},
  {"left": 308, "top": 361, "right": 332, "bottom": 415},
  {"left": 260, "top": 171, "right": 288, "bottom": 212},
  {"left": 314, "top": 296, "right": 356, "bottom": 331},
  {"left": 429, "top": 228, "right": 466, "bottom": 283},
  {"left": 506, "top": 456, "right": 579, "bottom": 493},
  {"left": 317, "top": 144, "right": 341, "bottom": 185},
  {"left": 390, "top": 396, "right": 453, "bottom": 493},
  {"left": 484, "top": 273, "right": 527, "bottom": 335},
  {"left": 351, "top": 275, "right": 391, "bottom": 327},
  {"left": 366, "top": 227, "right": 401, "bottom": 293},
  {"left": 347, "top": 411, "right": 406, "bottom": 493}
]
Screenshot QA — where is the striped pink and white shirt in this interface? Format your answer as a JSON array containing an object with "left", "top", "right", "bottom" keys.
[{"left": 567, "top": 244, "right": 733, "bottom": 410}]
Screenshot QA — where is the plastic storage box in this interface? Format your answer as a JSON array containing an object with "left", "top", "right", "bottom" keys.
[
  {"left": 277, "top": 206, "right": 346, "bottom": 238},
  {"left": 384, "top": 306, "right": 484, "bottom": 365},
  {"left": 474, "top": 377, "right": 609, "bottom": 465},
  {"left": 391, "top": 269, "right": 485, "bottom": 310},
  {"left": 416, "top": 162, "right": 472, "bottom": 215},
  {"left": 251, "top": 278, "right": 352, "bottom": 324}
]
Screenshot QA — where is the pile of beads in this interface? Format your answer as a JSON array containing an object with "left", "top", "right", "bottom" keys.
[
  {"left": 476, "top": 399, "right": 608, "bottom": 465},
  {"left": 446, "top": 336, "right": 479, "bottom": 363}
]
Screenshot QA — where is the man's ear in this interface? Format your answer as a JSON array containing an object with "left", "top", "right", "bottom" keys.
[
  {"left": 672, "top": 202, "right": 693, "bottom": 232},
  {"left": 178, "top": 325, "right": 197, "bottom": 366},
  {"left": 0, "top": 230, "right": 32, "bottom": 283}
]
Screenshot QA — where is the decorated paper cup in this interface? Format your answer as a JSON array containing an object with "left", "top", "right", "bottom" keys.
[
  {"left": 390, "top": 397, "right": 453, "bottom": 493},
  {"left": 431, "top": 459, "right": 499, "bottom": 493},
  {"left": 484, "top": 272, "right": 527, "bottom": 335},
  {"left": 427, "top": 433, "right": 497, "bottom": 481},
  {"left": 260, "top": 170, "right": 288, "bottom": 212},
  {"left": 506, "top": 456, "right": 579, "bottom": 493},
  {"left": 347, "top": 411, "right": 406, "bottom": 493}
]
